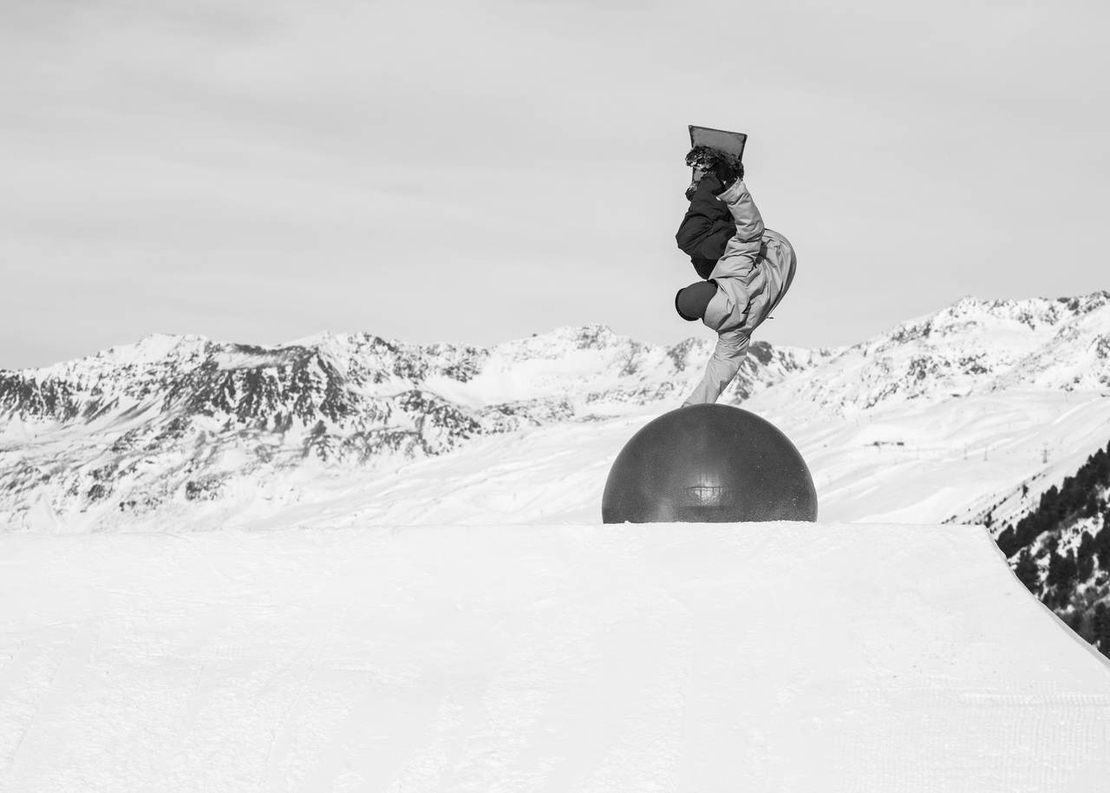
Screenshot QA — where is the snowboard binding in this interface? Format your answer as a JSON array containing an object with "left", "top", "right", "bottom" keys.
[
  {"left": 685, "top": 145, "right": 743, "bottom": 175},
  {"left": 684, "top": 146, "right": 744, "bottom": 199},
  {"left": 685, "top": 125, "right": 748, "bottom": 200}
]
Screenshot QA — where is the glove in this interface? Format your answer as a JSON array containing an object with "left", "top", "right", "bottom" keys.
[{"left": 710, "top": 158, "right": 743, "bottom": 191}]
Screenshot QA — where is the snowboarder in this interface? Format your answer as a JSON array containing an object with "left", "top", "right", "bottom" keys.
[{"left": 674, "top": 146, "right": 797, "bottom": 406}]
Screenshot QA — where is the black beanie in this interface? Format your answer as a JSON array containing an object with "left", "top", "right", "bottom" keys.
[{"left": 675, "top": 280, "right": 717, "bottom": 321}]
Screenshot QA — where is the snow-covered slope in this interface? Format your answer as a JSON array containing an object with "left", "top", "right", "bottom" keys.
[
  {"left": 4, "top": 298, "right": 1110, "bottom": 791},
  {"left": 0, "top": 327, "right": 831, "bottom": 531},
  {"left": 1, "top": 292, "right": 1109, "bottom": 532},
  {"left": 2, "top": 523, "right": 1108, "bottom": 791}
]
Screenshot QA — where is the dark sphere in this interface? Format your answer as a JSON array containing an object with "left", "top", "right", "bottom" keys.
[{"left": 602, "top": 404, "right": 818, "bottom": 523}]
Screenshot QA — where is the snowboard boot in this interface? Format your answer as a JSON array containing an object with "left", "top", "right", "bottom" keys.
[{"left": 684, "top": 146, "right": 744, "bottom": 198}]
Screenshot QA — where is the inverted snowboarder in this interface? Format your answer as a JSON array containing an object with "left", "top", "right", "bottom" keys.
[{"left": 674, "top": 139, "right": 797, "bottom": 406}]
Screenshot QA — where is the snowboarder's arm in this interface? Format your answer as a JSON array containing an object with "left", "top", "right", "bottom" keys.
[
  {"left": 675, "top": 175, "right": 736, "bottom": 264},
  {"left": 709, "top": 180, "right": 765, "bottom": 280},
  {"left": 676, "top": 214, "right": 736, "bottom": 262},
  {"left": 682, "top": 329, "right": 750, "bottom": 406}
]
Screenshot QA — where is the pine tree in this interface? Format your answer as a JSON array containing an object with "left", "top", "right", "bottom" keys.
[
  {"left": 1046, "top": 550, "right": 1078, "bottom": 608},
  {"left": 1096, "top": 520, "right": 1110, "bottom": 571},
  {"left": 1077, "top": 532, "right": 1096, "bottom": 582},
  {"left": 1014, "top": 548, "right": 1039, "bottom": 592},
  {"left": 998, "top": 524, "right": 1017, "bottom": 557},
  {"left": 1096, "top": 603, "right": 1110, "bottom": 659}
]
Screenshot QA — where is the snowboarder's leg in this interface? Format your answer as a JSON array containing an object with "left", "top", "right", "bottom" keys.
[{"left": 760, "top": 231, "right": 798, "bottom": 317}]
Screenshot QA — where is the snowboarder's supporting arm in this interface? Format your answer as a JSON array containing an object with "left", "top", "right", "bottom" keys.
[
  {"left": 708, "top": 179, "right": 765, "bottom": 280},
  {"left": 675, "top": 197, "right": 736, "bottom": 264},
  {"left": 682, "top": 329, "right": 750, "bottom": 406}
]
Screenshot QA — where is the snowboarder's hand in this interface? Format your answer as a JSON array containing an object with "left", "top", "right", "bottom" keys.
[
  {"left": 710, "top": 159, "right": 743, "bottom": 190},
  {"left": 686, "top": 171, "right": 713, "bottom": 200},
  {"left": 686, "top": 171, "right": 724, "bottom": 200}
]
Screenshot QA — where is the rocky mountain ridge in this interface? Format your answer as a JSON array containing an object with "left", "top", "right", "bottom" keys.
[
  {"left": 765, "top": 291, "right": 1110, "bottom": 416},
  {"left": 1, "top": 291, "right": 1108, "bottom": 532},
  {"left": 0, "top": 326, "right": 827, "bottom": 530}
]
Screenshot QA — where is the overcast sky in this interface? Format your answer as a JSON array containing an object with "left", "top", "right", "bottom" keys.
[{"left": 2, "top": 0, "right": 1108, "bottom": 369}]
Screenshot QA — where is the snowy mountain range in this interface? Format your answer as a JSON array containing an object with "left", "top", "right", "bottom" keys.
[{"left": 1, "top": 291, "right": 1109, "bottom": 533}]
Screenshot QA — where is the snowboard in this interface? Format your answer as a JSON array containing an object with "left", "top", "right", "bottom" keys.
[{"left": 688, "top": 125, "right": 747, "bottom": 181}]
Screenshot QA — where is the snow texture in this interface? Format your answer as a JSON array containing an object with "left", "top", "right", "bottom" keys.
[{"left": 1, "top": 522, "right": 1108, "bottom": 791}]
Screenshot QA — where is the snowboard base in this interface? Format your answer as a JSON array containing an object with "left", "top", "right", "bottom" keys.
[{"left": 688, "top": 125, "right": 747, "bottom": 182}]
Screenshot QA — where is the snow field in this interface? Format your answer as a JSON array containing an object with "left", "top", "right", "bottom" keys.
[
  {"left": 228, "top": 389, "right": 1110, "bottom": 533},
  {"left": 2, "top": 522, "right": 1108, "bottom": 791}
]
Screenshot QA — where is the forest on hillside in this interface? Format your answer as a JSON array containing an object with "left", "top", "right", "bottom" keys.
[{"left": 996, "top": 442, "right": 1110, "bottom": 658}]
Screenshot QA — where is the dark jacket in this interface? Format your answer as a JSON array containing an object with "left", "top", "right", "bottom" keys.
[{"left": 675, "top": 175, "right": 736, "bottom": 279}]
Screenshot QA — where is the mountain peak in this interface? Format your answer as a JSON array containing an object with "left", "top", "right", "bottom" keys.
[
  {"left": 936, "top": 291, "right": 1110, "bottom": 330},
  {"left": 2, "top": 295, "right": 1108, "bottom": 531}
]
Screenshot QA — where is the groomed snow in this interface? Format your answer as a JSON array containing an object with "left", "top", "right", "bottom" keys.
[{"left": 2, "top": 522, "right": 1108, "bottom": 791}]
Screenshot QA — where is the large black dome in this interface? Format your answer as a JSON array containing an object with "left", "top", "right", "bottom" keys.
[{"left": 602, "top": 404, "right": 818, "bottom": 523}]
